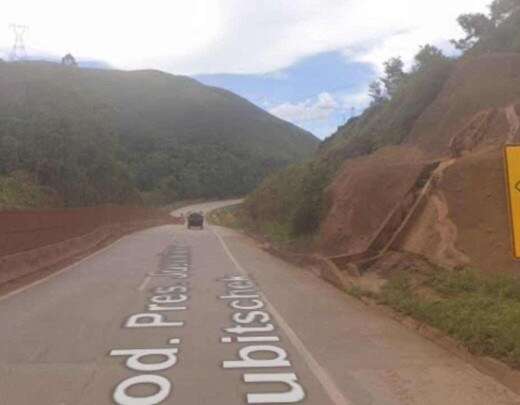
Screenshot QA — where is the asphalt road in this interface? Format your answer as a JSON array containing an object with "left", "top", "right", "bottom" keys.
[{"left": 0, "top": 200, "right": 519, "bottom": 405}]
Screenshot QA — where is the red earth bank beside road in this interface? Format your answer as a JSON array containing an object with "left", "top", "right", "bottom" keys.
[
  {"left": 0, "top": 205, "right": 182, "bottom": 257},
  {"left": 0, "top": 205, "right": 184, "bottom": 288}
]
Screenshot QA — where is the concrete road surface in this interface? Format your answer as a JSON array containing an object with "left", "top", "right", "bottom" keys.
[{"left": 0, "top": 200, "right": 519, "bottom": 404}]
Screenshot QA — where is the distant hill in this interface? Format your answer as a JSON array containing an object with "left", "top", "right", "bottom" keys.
[{"left": 0, "top": 61, "right": 318, "bottom": 207}]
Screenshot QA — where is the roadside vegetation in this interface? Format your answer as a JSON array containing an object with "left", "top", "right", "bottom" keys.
[
  {"left": 244, "top": 160, "right": 338, "bottom": 240},
  {"left": 245, "top": 46, "right": 453, "bottom": 241},
  {"left": 209, "top": 203, "right": 317, "bottom": 250},
  {"left": 348, "top": 265, "right": 520, "bottom": 369},
  {"left": 208, "top": 204, "right": 245, "bottom": 230},
  {"left": 0, "top": 171, "right": 57, "bottom": 209}
]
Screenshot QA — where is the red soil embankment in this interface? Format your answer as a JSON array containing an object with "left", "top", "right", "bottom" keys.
[
  {"left": 406, "top": 52, "right": 520, "bottom": 159},
  {"left": 320, "top": 146, "right": 430, "bottom": 257},
  {"left": 320, "top": 53, "right": 520, "bottom": 274},
  {"left": 402, "top": 146, "right": 518, "bottom": 273},
  {"left": 0, "top": 206, "right": 182, "bottom": 286},
  {"left": 0, "top": 205, "right": 177, "bottom": 257}
]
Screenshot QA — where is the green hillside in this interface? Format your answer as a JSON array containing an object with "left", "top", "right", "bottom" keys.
[{"left": 0, "top": 62, "right": 318, "bottom": 207}]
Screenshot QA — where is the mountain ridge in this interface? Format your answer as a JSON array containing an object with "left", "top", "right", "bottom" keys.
[{"left": 0, "top": 60, "right": 318, "bottom": 208}]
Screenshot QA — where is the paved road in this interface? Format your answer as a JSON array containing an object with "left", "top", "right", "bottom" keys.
[{"left": 0, "top": 200, "right": 519, "bottom": 404}]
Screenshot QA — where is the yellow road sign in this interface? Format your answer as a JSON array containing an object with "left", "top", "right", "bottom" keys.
[{"left": 504, "top": 145, "right": 520, "bottom": 259}]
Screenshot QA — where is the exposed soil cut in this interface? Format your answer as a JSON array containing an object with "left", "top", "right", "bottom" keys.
[
  {"left": 320, "top": 53, "right": 520, "bottom": 274},
  {"left": 0, "top": 206, "right": 182, "bottom": 288},
  {"left": 0, "top": 205, "right": 174, "bottom": 257},
  {"left": 320, "top": 146, "right": 431, "bottom": 256},
  {"left": 401, "top": 159, "right": 470, "bottom": 268}
]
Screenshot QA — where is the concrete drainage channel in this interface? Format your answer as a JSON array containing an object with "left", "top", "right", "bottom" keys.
[{"left": 326, "top": 160, "right": 441, "bottom": 277}]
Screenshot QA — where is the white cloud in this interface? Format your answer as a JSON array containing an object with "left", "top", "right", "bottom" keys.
[
  {"left": 0, "top": 0, "right": 490, "bottom": 75},
  {"left": 1, "top": 1, "right": 223, "bottom": 67},
  {"left": 340, "top": 89, "right": 371, "bottom": 112},
  {"left": 269, "top": 88, "right": 373, "bottom": 124},
  {"left": 269, "top": 92, "right": 339, "bottom": 123}
]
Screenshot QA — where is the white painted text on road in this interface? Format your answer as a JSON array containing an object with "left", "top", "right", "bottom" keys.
[
  {"left": 110, "top": 245, "right": 191, "bottom": 405},
  {"left": 220, "top": 274, "right": 306, "bottom": 404}
]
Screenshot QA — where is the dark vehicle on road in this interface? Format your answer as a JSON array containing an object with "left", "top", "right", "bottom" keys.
[{"left": 187, "top": 212, "right": 204, "bottom": 229}]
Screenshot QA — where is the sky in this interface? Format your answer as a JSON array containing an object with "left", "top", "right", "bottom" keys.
[{"left": 1, "top": 0, "right": 491, "bottom": 138}]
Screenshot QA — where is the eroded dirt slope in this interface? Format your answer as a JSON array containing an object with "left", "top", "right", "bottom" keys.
[
  {"left": 321, "top": 53, "right": 520, "bottom": 273},
  {"left": 320, "top": 146, "right": 429, "bottom": 256},
  {"left": 407, "top": 53, "right": 520, "bottom": 158}
]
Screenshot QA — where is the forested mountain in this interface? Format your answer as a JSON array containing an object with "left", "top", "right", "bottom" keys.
[{"left": 0, "top": 62, "right": 318, "bottom": 207}]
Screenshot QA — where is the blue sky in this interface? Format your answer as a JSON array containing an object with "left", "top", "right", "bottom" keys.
[
  {"left": 1, "top": 0, "right": 491, "bottom": 139},
  {"left": 195, "top": 52, "right": 376, "bottom": 138}
]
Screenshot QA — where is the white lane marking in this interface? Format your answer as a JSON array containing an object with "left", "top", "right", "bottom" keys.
[
  {"left": 138, "top": 276, "right": 152, "bottom": 291},
  {"left": 0, "top": 234, "right": 133, "bottom": 303},
  {"left": 211, "top": 226, "right": 353, "bottom": 405}
]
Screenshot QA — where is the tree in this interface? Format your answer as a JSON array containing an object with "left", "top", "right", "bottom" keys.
[
  {"left": 381, "top": 57, "right": 406, "bottom": 98},
  {"left": 413, "top": 45, "right": 447, "bottom": 71},
  {"left": 490, "top": 0, "right": 520, "bottom": 24},
  {"left": 0, "top": 135, "right": 20, "bottom": 173},
  {"left": 158, "top": 176, "right": 179, "bottom": 202},
  {"left": 368, "top": 80, "right": 386, "bottom": 105},
  {"left": 451, "top": 13, "right": 494, "bottom": 51}
]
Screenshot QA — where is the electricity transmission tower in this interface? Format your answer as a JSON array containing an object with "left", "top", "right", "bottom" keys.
[{"left": 9, "top": 24, "right": 28, "bottom": 61}]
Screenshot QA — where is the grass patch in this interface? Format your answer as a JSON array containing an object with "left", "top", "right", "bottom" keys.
[
  {"left": 257, "top": 222, "right": 294, "bottom": 244},
  {"left": 209, "top": 203, "right": 316, "bottom": 254},
  {"left": 346, "top": 285, "right": 378, "bottom": 300},
  {"left": 209, "top": 203, "right": 295, "bottom": 243},
  {"left": 208, "top": 204, "right": 245, "bottom": 229},
  {"left": 379, "top": 268, "right": 520, "bottom": 368}
]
